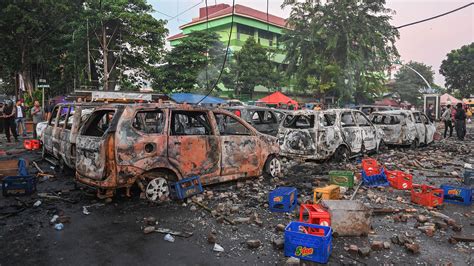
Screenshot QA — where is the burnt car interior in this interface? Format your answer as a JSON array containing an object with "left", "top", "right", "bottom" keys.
[
  {"left": 250, "top": 110, "right": 277, "bottom": 125},
  {"left": 341, "top": 112, "right": 356, "bottom": 127},
  {"left": 372, "top": 115, "right": 402, "bottom": 125},
  {"left": 132, "top": 110, "right": 165, "bottom": 134},
  {"left": 171, "top": 111, "right": 211, "bottom": 136},
  {"left": 215, "top": 113, "right": 251, "bottom": 135},
  {"left": 283, "top": 115, "right": 315, "bottom": 129},
  {"left": 83, "top": 110, "right": 115, "bottom": 137}
]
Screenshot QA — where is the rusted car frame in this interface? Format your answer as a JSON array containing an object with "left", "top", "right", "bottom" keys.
[
  {"left": 371, "top": 110, "right": 436, "bottom": 147},
  {"left": 278, "top": 109, "right": 382, "bottom": 161},
  {"left": 74, "top": 104, "right": 280, "bottom": 200},
  {"left": 226, "top": 106, "right": 281, "bottom": 136},
  {"left": 42, "top": 103, "right": 99, "bottom": 169}
]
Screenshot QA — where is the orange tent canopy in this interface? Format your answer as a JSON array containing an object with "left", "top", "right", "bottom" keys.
[{"left": 258, "top": 91, "right": 298, "bottom": 108}]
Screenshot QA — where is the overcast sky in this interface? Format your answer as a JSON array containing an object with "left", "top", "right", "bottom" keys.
[{"left": 150, "top": 0, "right": 474, "bottom": 86}]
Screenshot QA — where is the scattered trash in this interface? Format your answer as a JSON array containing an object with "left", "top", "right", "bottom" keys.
[
  {"left": 163, "top": 233, "right": 175, "bottom": 242},
  {"left": 33, "top": 200, "right": 42, "bottom": 207},
  {"left": 82, "top": 206, "right": 90, "bottom": 215},
  {"left": 50, "top": 215, "right": 59, "bottom": 224},
  {"left": 213, "top": 243, "right": 224, "bottom": 252},
  {"left": 54, "top": 223, "right": 64, "bottom": 231}
]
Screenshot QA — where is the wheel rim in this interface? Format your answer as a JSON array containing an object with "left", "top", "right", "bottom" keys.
[
  {"left": 336, "top": 147, "right": 348, "bottom": 161},
  {"left": 269, "top": 157, "right": 281, "bottom": 177},
  {"left": 145, "top": 177, "right": 169, "bottom": 202}
]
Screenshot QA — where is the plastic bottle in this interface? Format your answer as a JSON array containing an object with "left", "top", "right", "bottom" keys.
[{"left": 164, "top": 233, "right": 175, "bottom": 242}]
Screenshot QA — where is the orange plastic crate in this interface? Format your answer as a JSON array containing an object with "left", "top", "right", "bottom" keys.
[
  {"left": 299, "top": 204, "right": 331, "bottom": 236},
  {"left": 411, "top": 184, "right": 443, "bottom": 207},
  {"left": 386, "top": 170, "right": 413, "bottom": 190}
]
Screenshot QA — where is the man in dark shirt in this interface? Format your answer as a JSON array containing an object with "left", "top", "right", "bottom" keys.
[
  {"left": 454, "top": 103, "right": 466, "bottom": 140},
  {"left": 2, "top": 100, "right": 18, "bottom": 142}
]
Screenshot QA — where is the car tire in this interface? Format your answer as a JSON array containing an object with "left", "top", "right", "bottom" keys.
[
  {"left": 264, "top": 155, "right": 281, "bottom": 178},
  {"left": 333, "top": 145, "right": 350, "bottom": 162},
  {"left": 140, "top": 171, "right": 176, "bottom": 203}
]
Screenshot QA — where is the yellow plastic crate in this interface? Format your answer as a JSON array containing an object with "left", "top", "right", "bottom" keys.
[{"left": 314, "top": 185, "right": 340, "bottom": 202}]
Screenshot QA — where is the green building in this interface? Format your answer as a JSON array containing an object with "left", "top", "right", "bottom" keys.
[{"left": 168, "top": 3, "right": 287, "bottom": 65}]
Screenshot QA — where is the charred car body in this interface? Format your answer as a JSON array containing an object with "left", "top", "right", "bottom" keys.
[
  {"left": 226, "top": 106, "right": 281, "bottom": 136},
  {"left": 278, "top": 109, "right": 382, "bottom": 161},
  {"left": 371, "top": 110, "right": 436, "bottom": 147},
  {"left": 74, "top": 104, "right": 280, "bottom": 200},
  {"left": 42, "top": 103, "right": 98, "bottom": 169}
]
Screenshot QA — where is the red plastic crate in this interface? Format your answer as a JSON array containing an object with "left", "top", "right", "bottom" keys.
[
  {"left": 411, "top": 184, "right": 443, "bottom": 207},
  {"left": 386, "top": 170, "right": 413, "bottom": 190},
  {"left": 24, "top": 139, "right": 41, "bottom": 150},
  {"left": 361, "top": 158, "right": 381, "bottom": 176},
  {"left": 299, "top": 204, "right": 331, "bottom": 236}
]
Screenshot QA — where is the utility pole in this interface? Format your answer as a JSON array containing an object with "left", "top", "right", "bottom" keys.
[
  {"left": 87, "top": 18, "right": 92, "bottom": 82},
  {"left": 102, "top": 22, "right": 109, "bottom": 91}
]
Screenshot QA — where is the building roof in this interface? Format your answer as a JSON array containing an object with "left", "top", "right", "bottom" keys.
[
  {"left": 180, "top": 4, "right": 287, "bottom": 30},
  {"left": 167, "top": 32, "right": 186, "bottom": 41}
]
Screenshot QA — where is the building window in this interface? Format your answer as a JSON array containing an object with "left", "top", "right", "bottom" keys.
[
  {"left": 258, "top": 29, "right": 273, "bottom": 40},
  {"left": 237, "top": 24, "right": 254, "bottom": 40}
]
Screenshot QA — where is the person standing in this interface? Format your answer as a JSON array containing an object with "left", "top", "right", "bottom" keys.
[
  {"left": 15, "top": 100, "right": 27, "bottom": 136},
  {"left": 31, "top": 100, "right": 43, "bottom": 139},
  {"left": 426, "top": 104, "right": 435, "bottom": 122},
  {"left": 454, "top": 103, "right": 467, "bottom": 140},
  {"left": 441, "top": 104, "right": 453, "bottom": 138},
  {"left": 3, "top": 100, "right": 18, "bottom": 142}
]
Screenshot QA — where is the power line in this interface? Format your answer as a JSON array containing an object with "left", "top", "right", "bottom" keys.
[
  {"left": 395, "top": 2, "right": 473, "bottom": 29},
  {"left": 153, "top": 1, "right": 203, "bottom": 21},
  {"left": 197, "top": 0, "right": 235, "bottom": 104}
]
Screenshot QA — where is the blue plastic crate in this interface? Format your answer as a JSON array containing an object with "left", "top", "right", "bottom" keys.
[
  {"left": 284, "top": 221, "right": 332, "bottom": 264},
  {"left": 2, "top": 175, "right": 36, "bottom": 197},
  {"left": 463, "top": 168, "right": 474, "bottom": 186},
  {"left": 440, "top": 184, "right": 472, "bottom": 206},
  {"left": 362, "top": 168, "right": 390, "bottom": 187},
  {"left": 269, "top": 187, "right": 297, "bottom": 212},
  {"left": 169, "top": 176, "right": 203, "bottom": 200}
]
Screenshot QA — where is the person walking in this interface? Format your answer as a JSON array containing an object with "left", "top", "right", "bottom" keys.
[
  {"left": 441, "top": 104, "right": 453, "bottom": 138},
  {"left": 454, "top": 103, "right": 467, "bottom": 140},
  {"left": 3, "top": 100, "right": 18, "bottom": 142},
  {"left": 15, "top": 100, "right": 27, "bottom": 136},
  {"left": 31, "top": 100, "right": 43, "bottom": 139}
]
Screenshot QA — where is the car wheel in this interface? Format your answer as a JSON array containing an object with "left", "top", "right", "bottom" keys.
[
  {"left": 265, "top": 156, "right": 281, "bottom": 178},
  {"left": 140, "top": 172, "right": 174, "bottom": 203},
  {"left": 333, "top": 145, "right": 350, "bottom": 162}
]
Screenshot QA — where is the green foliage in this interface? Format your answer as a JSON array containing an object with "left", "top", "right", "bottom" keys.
[
  {"left": 439, "top": 42, "right": 474, "bottom": 98},
  {"left": 282, "top": 0, "right": 399, "bottom": 103},
  {"left": 152, "top": 31, "right": 225, "bottom": 93},
  {"left": 393, "top": 61, "right": 435, "bottom": 105},
  {"left": 222, "top": 37, "right": 281, "bottom": 99}
]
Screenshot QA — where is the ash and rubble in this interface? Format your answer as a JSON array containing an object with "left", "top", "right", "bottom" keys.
[{"left": 0, "top": 132, "right": 473, "bottom": 265}]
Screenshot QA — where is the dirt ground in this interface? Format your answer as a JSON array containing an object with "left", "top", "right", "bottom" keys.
[{"left": 0, "top": 126, "right": 473, "bottom": 266}]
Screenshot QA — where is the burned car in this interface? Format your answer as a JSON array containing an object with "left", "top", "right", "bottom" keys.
[
  {"left": 370, "top": 110, "right": 436, "bottom": 147},
  {"left": 42, "top": 103, "right": 98, "bottom": 170},
  {"left": 278, "top": 109, "right": 382, "bottom": 161},
  {"left": 226, "top": 106, "right": 281, "bottom": 136},
  {"left": 75, "top": 103, "right": 280, "bottom": 201}
]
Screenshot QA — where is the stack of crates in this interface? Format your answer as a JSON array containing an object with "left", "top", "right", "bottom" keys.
[
  {"left": 169, "top": 176, "right": 203, "bottom": 200},
  {"left": 440, "top": 184, "right": 473, "bottom": 206},
  {"left": 361, "top": 158, "right": 389, "bottom": 187},
  {"left": 313, "top": 185, "right": 340, "bottom": 202},
  {"left": 23, "top": 139, "right": 41, "bottom": 150},
  {"left": 299, "top": 204, "right": 331, "bottom": 236},
  {"left": 328, "top": 170, "right": 354, "bottom": 188},
  {"left": 411, "top": 184, "right": 444, "bottom": 207},
  {"left": 269, "top": 187, "right": 297, "bottom": 212},
  {"left": 284, "top": 221, "right": 332, "bottom": 264},
  {"left": 386, "top": 170, "right": 413, "bottom": 190}
]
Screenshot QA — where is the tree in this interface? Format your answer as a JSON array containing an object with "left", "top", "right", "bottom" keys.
[
  {"left": 152, "top": 31, "right": 225, "bottom": 93},
  {"left": 82, "top": 0, "right": 168, "bottom": 91},
  {"left": 222, "top": 37, "right": 279, "bottom": 99},
  {"left": 282, "top": 0, "right": 399, "bottom": 103},
  {"left": 0, "top": 0, "right": 83, "bottom": 97},
  {"left": 440, "top": 43, "right": 474, "bottom": 97},
  {"left": 393, "top": 61, "right": 436, "bottom": 105}
]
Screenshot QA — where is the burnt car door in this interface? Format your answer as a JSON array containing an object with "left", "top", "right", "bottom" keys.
[
  {"left": 354, "top": 111, "right": 378, "bottom": 151},
  {"left": 413, "top": 112, "right": 426, "bottom": 144},
  {"left": 279, "top": 114, "right": 317, "bottom": 156},
  {"left": 59, "top": 105, "right": 73, "bottom": 167},
  {"left": 316, "top": 112, "right": 340, "bottom": 159},
  {"left": 340, "top": 111, "right": 363, "bottom": 153},
  {"left": 168, "top": 110, "right": 220, "bottom": 180},
  {"left": 213, "top": 111, "right": 261, "bottom": 177},
  {"left": 52, "top": 106, "right": 69, "bottom": 158},
  {"left": 43, "top": 105, "right": 59, "bottom": 155},
  {"left": 421, "top": 113, "right": 435, "bottom": 143},
  {"left": 115, "top": 108, "right": 168, "bottom": 177},
  {"left": 76, "top": 109, "right": 118, "bottom": 180}
]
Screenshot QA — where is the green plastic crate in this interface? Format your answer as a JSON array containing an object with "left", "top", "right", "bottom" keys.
[{"left": 329, "top": 171, "right": 354, "bottom": 188}]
